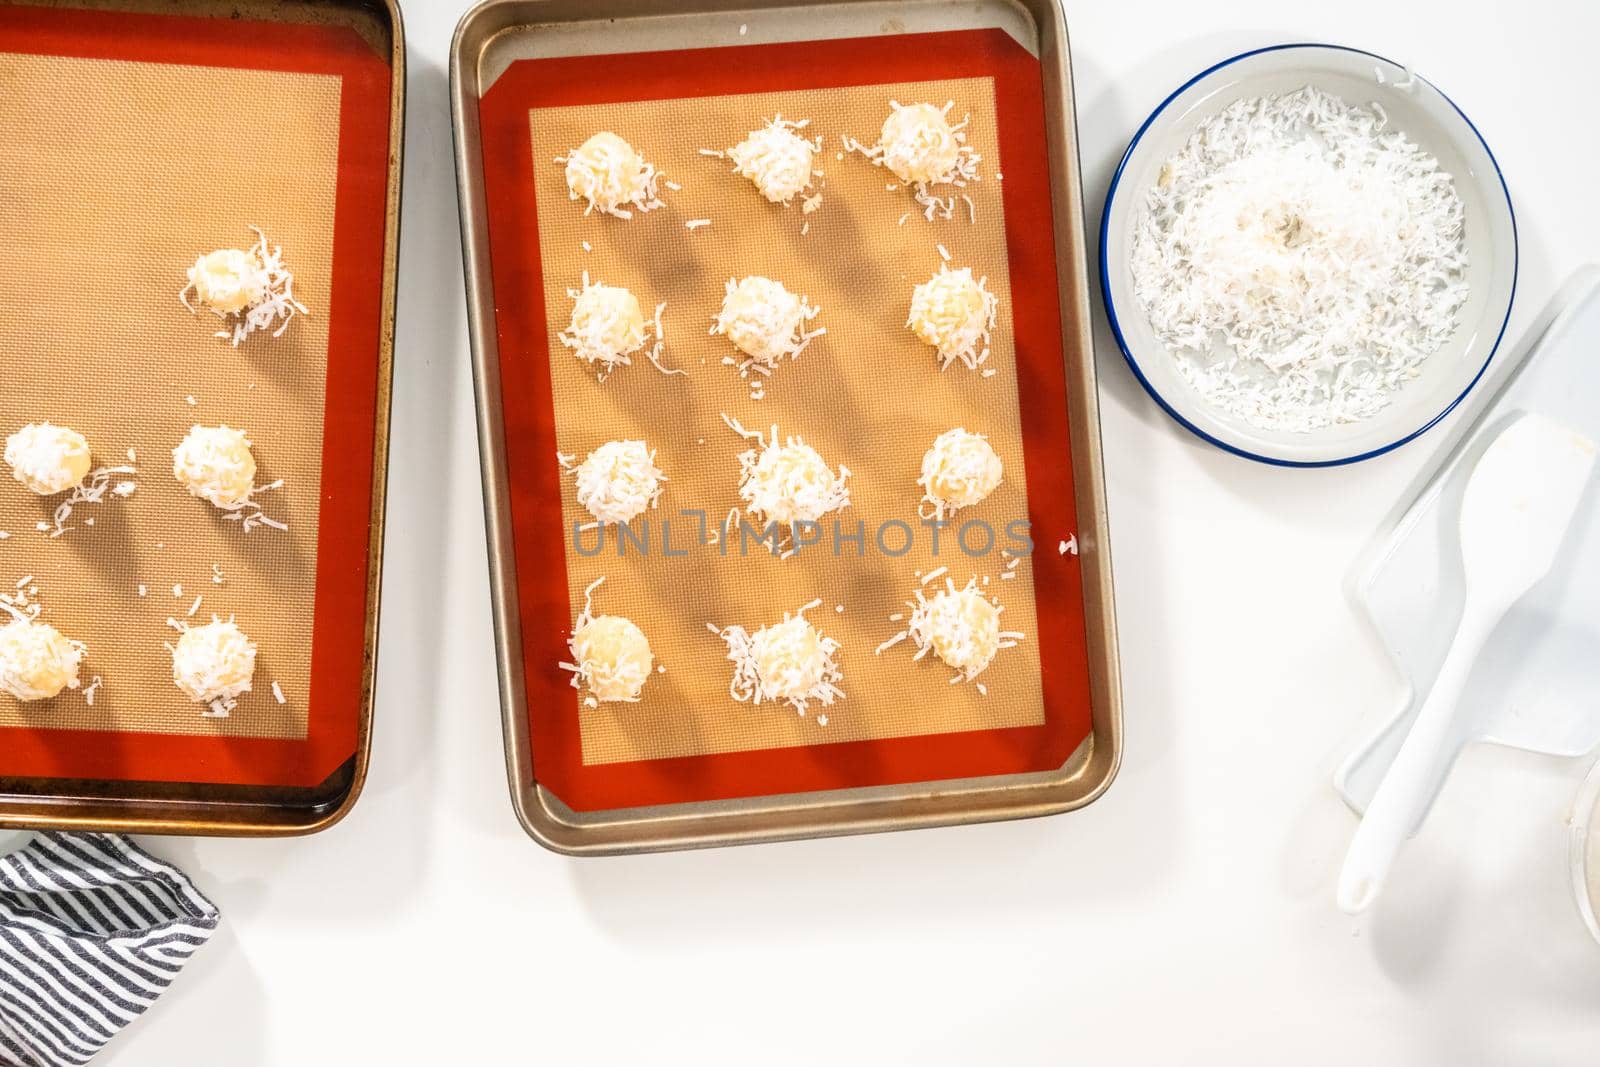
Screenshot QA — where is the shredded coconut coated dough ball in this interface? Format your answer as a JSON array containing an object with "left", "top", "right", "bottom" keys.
[
  {"left": 173, "top": 425, "right": 257, "bottom": 510},
  {"left": 878, "top": 577, "right": 1026, "bottom": 684},
  {"left": 713, "top": 276, "right": 822, "bottom": 369},
  {"left": 723, "top": 416, "right": 851, "bottom": 527},
  {"left": 171, "top": 617, "right": 256, "bottom": 706},
  {"left": 189, "top": 248, "right": 267, "bottom": 315},
  {"left": 560, "top": 277, "right": 647, "bottom": 373},
  {"left": 563, "top": 132, "right": 663, "bottom": 219},
  {"left": 180, "top": 226, "right": 308, "bottom": 346},
  {"left": 750, "top": 616, "right": 832, "bottom": 704},
  {"left": 0, "top": 618, "right": 83, "bottom": 702},
  {"left": 728, "top": 117, "right": 819, "bottom": 204},
  {"left": 917, "top": 581, "right": 1003, "bottom": 676},
  {"left": 5, "top": 422, "right": 91, "bottom": 496},
  {"left": 908, "top": 266, "right": 998, "bottom": 370},
  {"left": 572, "top": 440, "right": 665, "bottom": 525},
  {"left": 714, "top": 599, "right": 843, "bottom": 715},
  {"left": 847, "top": 100, "right": 980, "bottom": 221},
  {"left": 919, "top": 428, "right": 1002, "bottom": 519},
  {"left": 570, "top": 615, "right": 654, "bottom": 703},
  {"left": 563, "top": 578, "right": 654, "bottom": 703},
  {"left": 879, "top": 102, "right": 963, "bottom": 184}
]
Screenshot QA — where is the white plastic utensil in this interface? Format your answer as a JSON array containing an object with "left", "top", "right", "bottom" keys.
[{"left": 1338, "top": 412, "right": 1597, "bottom": 914}]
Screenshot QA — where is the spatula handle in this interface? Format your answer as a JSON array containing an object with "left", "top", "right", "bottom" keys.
[{"left": 1337, "top": 604, "right": 1498, "bottom": 913}]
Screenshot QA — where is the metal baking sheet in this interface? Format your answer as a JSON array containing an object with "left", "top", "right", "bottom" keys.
[
  {"left": 452, "top": 0, "right": 1120, "bottom": 854},
  {"left": 0, "top": 0, "right": 403, "bottom": 836}
]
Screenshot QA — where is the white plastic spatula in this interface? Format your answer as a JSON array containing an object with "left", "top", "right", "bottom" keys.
[{"left": 1338, "top": 412, "right": 1598, "bottom": 914}]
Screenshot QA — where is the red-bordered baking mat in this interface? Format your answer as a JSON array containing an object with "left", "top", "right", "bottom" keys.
[
  {"left": 480, "top": 28, "right": 1093, "bottom": 812},
  {"left": 0, "top": 3, "right": 389, "bottom": 789}
]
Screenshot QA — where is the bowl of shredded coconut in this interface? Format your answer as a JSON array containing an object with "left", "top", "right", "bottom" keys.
[{"left": 1100, "top": 44, "right": 1516, "bottom": 466}]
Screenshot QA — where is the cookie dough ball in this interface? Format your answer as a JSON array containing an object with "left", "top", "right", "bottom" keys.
[
  {"left": 188, "top": 248, "right": 267, "bottom": 314},
  {"left": 908, "top": 266, "right": 996, "bottom": 369},
  {"left": 728, "top": 118, "right": 817, "bottom": 204},
  {"left": 920, "top": 428, "right": 1002, "bottom": 516},
  {"left": 916, "top": 582, "right": 1002, "bottom": 677},
  {"left": 740, "top": 438, "right": 849, "bottom": 525},
  {"left": 0, "top": 618, "right": 84, "bottom": 702},
  {"left": 5, "top": 422, "right": 92, "bottom": 496},
  {"left": 879, "top": 102, "right": 962, "bottom": 185},
  {"left": 569, "top": 614, "right": 654, "bottom": 702},
  {"left": 562, "top": 281, "right": 647, "bottom": 370},
  {"left": 750, "top": 616, "right": 831, "bottom": 704},
  {"left": 573, "top": 440, "right": 664, "bottom": 525},
  {"left": 714, "top": 276, "right": 815, "bottom": 366},
  {"left": 172, "top": 425, "right": 257, "bottom": 509},
  {"left": 171, "top": 618, "right": 257, "bottom": 704},
  {"left": 564, "top": 132, "right": 658, "bottom": 217}
]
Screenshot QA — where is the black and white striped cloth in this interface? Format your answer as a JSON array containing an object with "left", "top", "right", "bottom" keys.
[{"left": 0, "top": 834, "right": 219, "bottom": 1067}]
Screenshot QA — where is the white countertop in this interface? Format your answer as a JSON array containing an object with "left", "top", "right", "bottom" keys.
[{"left": 106, "top": 0, "right": 1600, "bottom": 1061}]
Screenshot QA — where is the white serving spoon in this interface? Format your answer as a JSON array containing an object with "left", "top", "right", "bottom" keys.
[{"left": 1338, "top": 412, "right": 1598, "bottom": 914}]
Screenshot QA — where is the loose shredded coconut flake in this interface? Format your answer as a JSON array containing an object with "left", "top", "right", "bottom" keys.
[
  {"left": 685, "top": 219, "right": 712, "bottom": 231},
  {"left": 56, "top": 465, "right": 138, "bottom": 533},
  {"left": 272, "top": 680, "right": 286, "bottom": 704},
  {"left": 1131, "top": 86, "right": 1469, "bottom": 432},
  {"left": 179, "top": 226, "right": 309, "bottom": 346},
  {"left": 1059, "top": 535, "right": 1078, "bottom": 556}
]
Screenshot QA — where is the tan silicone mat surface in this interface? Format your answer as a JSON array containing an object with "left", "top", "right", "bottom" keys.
[
  {"left": 529, "top": 77, "right": 1049, "bottom": 766},
  {"left": 0, "top": 51, "right": 340, "bottom": 739}
]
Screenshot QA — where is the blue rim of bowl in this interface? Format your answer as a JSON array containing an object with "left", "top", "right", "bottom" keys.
[{"left": 1097, "top": 42, "right": 1519, "bottom": 468}]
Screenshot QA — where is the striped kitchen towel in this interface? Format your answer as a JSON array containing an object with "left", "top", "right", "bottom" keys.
[{"left": 0, "top": 834, "right": 219, "bottom": 1067}]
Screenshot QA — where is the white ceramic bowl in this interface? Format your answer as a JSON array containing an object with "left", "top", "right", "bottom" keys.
[{"left": 1099, "top": 44, "right": 1517, "bottom": 467}]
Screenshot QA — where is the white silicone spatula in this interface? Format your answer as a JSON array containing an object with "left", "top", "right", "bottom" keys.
[{"left": 1338, "top": 412, "right": 1597, "bottom": 914}]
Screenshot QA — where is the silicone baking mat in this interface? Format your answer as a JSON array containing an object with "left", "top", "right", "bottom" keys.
[
  {"left": 481, "top": 28, "right": 1093, "bottom": 811},
  {"left": 0, "top": 3, "right": 390, "bottom": 789}
]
